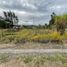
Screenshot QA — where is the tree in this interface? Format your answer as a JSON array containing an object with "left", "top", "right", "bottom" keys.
[
  {"left": 3, "top": 11, "right": 19, "bottom": 28},
  {"left": 0, "top": 20, "right": 6, "bottom": 28},
  {"left": 49, "top": 12, "right": 67, "bottom": 35},
  {"left": 55, "top": 15, "right": 67, "bottom": 35},
  {"left": 49, "top": 12, "right": 56, "bottom": 26}
]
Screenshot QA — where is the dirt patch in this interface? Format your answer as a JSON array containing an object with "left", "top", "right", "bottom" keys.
[{"left": 0, "top": 42, "right": 66, "bottom": 49}]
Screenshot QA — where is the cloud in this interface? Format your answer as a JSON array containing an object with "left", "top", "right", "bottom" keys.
[{"left": 0, "top": 0, "right": 67, "bottom": 25}]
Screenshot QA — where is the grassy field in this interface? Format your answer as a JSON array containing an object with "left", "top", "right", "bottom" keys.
[
  {"left": 0, "top": 54, "right": 67, "bottom": 67},
  {"left": 0, "top": 29, "right": 67, "bottom": 49},
  {"left": 0, "top": 29, "right": 67, "bottom": 43}
]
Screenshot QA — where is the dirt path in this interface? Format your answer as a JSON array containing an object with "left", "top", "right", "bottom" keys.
[{"left": 0, "top": 49, "right": 67, "bottom": 54}]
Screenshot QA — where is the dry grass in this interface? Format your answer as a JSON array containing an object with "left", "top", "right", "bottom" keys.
[
  {"left": 0, "top": 54, "right": 67, "bottom": 67},
  {"left": 0, "top": 29, "right": 66, "bottom": 49},
  {"left": 0, "top": 29, "right": 67, "bottom": 43}
]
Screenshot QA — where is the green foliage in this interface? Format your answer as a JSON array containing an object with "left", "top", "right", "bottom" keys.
[
  {"left": 0, "top": 11, "right": 19, "bottom": 29},
  {"left": 0, "top": 20, "right": 7, "bottom": 28},
  {"left": 49, "top": 13, "right": 67, "bottom": 35},
  {"left": 3, "top": 11, "right": 19, "bottom": 28},
  {"left": 55, "top": 15, "right": 66, "bottom": 35},
  {"left": 49, "top": 12, "right": 56, "bottom": 29}
]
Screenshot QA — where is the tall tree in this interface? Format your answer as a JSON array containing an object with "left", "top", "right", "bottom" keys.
[
  {"left": 49, "top": 12, "right": 67, "bottom": 35},
  {"left": 3, "top": 11, "right": 19, "bottom": 28}
]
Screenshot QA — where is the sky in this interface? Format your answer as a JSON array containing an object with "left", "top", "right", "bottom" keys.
[{"left": 0, "top": 0, "right": 67, "bottom": 25}]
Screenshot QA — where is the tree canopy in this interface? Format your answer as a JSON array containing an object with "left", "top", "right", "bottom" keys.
[
  {"left": 3, "top": 11, "right": 19, "bottom": 28},
  {"left": 49, "top": 12, "right": 67, "bottom": 35}
]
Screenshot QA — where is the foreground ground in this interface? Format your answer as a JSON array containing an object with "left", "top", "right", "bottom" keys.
[{"left": 0, "top": 53, "right": 67, "bottom": 67}]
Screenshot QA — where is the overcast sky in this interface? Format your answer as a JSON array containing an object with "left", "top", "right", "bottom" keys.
[{"left": 0, "top": 0, "right": 67, "bottom": 25}]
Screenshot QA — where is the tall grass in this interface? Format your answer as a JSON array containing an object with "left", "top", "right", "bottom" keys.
[{"left": 0, "top": 29, "right": 67, "bottom": 44}]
